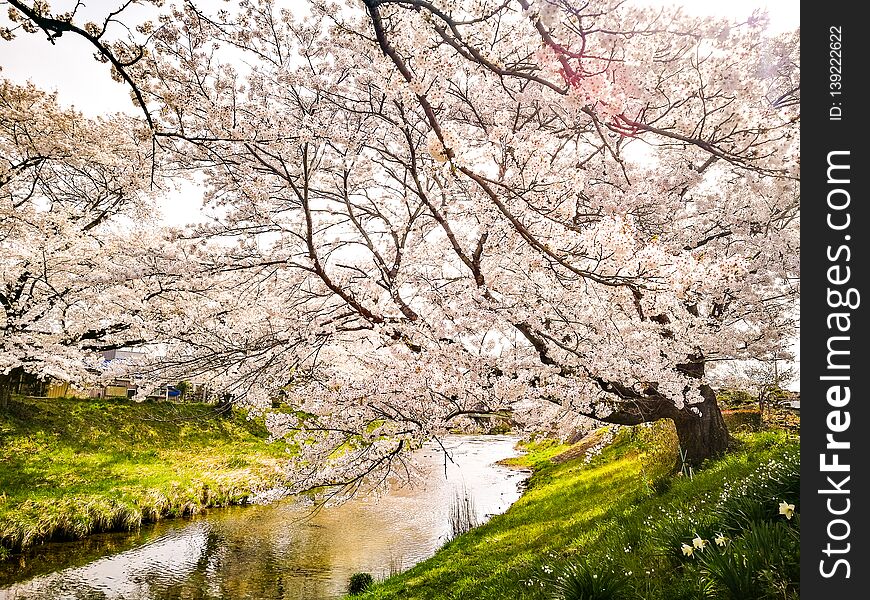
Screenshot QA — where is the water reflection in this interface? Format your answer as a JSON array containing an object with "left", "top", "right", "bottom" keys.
[{"left": 1, "top": 435, "right": 529, "bottom": 600}]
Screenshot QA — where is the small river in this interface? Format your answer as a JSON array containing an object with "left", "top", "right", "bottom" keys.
[{"left": 0, "top": 435, "right": 529, "bottom": 600}]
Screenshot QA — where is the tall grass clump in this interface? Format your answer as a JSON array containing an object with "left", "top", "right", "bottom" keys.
[
  {"left": 715, "top": 445, "right": 799, "bottom": 533},
  {"left": 448, "top": 486, "right": 479, "bottom": 540},
  {"left": 696, "top": 519, "right": 799, "bottom": 600},
  {"left": 652, "top": 436, "right": 800, "bottom": 600},
  {"left": 549, "top": 560, "right": 636, "bottom": 600},
  {"left": 348, "top": 572, "right": 374, "bottom": 595}
]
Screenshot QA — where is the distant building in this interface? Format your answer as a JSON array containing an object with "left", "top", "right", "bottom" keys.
[
  {"left": 102, "top": 349, "right": 146, "bottom": 361},
  {"left": 779, "top": 390, "right": 800, "bottom": 410},
  {"left": 89, "top": 349, "right": 147, "bottom": 398},
  {"left": 9, "top": 350, "right": 212, "bottom": 403}
]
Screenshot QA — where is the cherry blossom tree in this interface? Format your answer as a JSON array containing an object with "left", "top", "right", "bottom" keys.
[
  {"left": 4, "top": 0, "right": 799, "bottom": 479},
  {"left": 0, "top": 79, "right": 168, "bottom": 408},
  {"left": 118, "top": 0, "right": 797, "bottom": 476},
  {"left": 3, "top": 0, "right": 162, "bottom": 130},
  {"left": 711, "top": 349, "right": 798, "bottom": 420}
]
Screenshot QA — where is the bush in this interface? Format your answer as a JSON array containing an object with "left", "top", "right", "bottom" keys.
[
  {"left": 721, "top": 409, "right": 761, "bottom": 432},
  {"left": 717, "top": 389, "right": 754, "bottom": 408},
  {"left": 348, "top": 572, "right": 374, "bottom": 595}
]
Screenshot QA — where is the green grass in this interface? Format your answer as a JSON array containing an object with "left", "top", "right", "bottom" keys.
[
  {"left": 0, "top": 396, "right": 290, "bottom": 555},
  {"left": 498, "top": 436, "right": 574, "bottom": 470},
  {"left": 349, "top": 424, "right": 799, "bottom": 600}
]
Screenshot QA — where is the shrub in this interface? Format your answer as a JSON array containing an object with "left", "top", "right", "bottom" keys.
[
  {"left": 348, "top": 572, "right": 374, "bottom": 595},
  {"left": 717, "top": 389, "right": 754, "bottom": 408},
  {"left": 721, "top": 409, "right": 761, "bottom": 432}
]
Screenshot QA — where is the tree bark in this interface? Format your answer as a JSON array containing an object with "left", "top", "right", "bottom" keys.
[
  {"left": 0, "top": 380, "right": 8, "bottom": 411},
  {"left": 591, "top": 379, "right": 731, "bottom": 470},
  {"left": 0, "top": 368, "right": 17, "bottom": 411},
  {"left": 672, "top": 384, "right": 730, "bottom": 468}
]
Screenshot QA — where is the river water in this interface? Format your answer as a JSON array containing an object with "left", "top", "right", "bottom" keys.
[{"left": 0, "top": 435, "right": 529, "bottom": 600}]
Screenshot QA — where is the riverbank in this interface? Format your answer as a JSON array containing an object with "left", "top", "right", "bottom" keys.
[
  {"left": 1, "top": 434, "right": 528, "bottom": 598},
  {"left": 350, "top": 423, "right": 800, "bottom": 600},
  {"left": 0, "top": 396, "right": 289, "bottom": 559}
]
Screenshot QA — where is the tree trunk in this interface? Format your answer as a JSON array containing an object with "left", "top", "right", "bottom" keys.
[
  {"left": 673, "top": 384, "right": 730, "bottom": 468},
  {"left": 0, "top": 370, "right": 14, "bottom": 411},
  {"left": 1, "top": 367, "right": 29, "bottom": 411}
]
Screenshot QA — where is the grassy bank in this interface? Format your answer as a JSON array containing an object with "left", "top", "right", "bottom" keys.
[
  {"left": 0, "top": 396, "right": 290, "bottom": 558},
  {"left": 350, "top": 424, "right": 799, "bottom": 600}
]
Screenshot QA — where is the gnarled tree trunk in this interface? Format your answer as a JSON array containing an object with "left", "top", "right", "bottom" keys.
[
  {"left": 595, "top": 363, "right": 731, "bottom": 469},
  {"left": 672, "top": 384, "right": 730, "bottom": 468}
]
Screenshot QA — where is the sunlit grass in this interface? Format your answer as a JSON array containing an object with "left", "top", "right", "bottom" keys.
[
  {"left": 498, "top": 435, "right": 573, "bottom": 470},
  {"left": 0, "top": 396, "right": 290, "bottom": 554}
]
